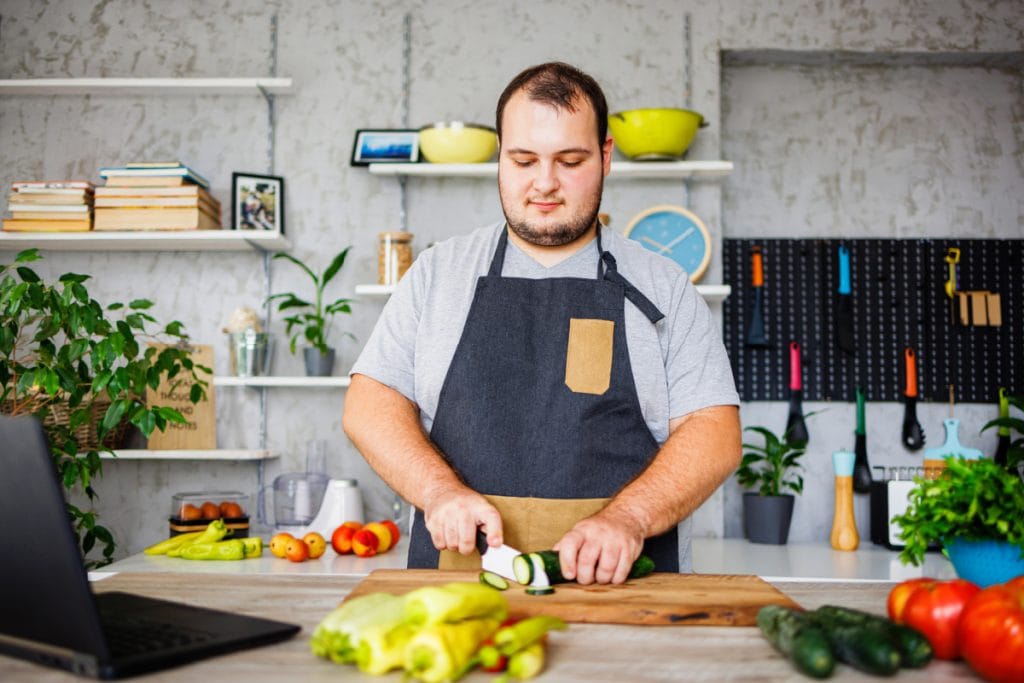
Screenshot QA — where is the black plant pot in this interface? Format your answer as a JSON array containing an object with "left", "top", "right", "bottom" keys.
[
  {"left": 303, "top": 347, "right": 335, "bottom": 377},
  {"left": 743, "top": 493, "right": 795, "bottom": 545}
]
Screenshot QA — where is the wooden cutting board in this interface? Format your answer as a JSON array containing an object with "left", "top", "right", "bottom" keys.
[{"left": 343, "top": 569, "right": 800, "bottom": 626}]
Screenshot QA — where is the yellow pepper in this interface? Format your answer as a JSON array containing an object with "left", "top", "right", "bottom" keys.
[
  {"left": 143, "top": 530, "right": 205, "bottom": 555},
  {"left": 403, "top": 582, "right": 508, "bottom": 627},
  {"left": 404, "top": 618, "right": 500, "bottom": 683},
  {"left": 354, "top": 622, "right": 416, "bottom": 675},
  {"left": 166, "top": 519, "right": 227, "bottom": 557},
  {"left": 178, "top": 539, "right": 245, "bottom": 561},
  {"left": 310, "top": 593, "right": 404, "bottom": 664}
]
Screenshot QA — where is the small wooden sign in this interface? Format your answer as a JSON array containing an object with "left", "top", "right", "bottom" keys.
[{"left": 146, "top": 343, "right": 216, "bottom": 450}]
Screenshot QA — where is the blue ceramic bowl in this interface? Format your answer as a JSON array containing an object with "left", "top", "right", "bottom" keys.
[{"left": 945, "top": 538, "right": 1024, "bottom": 587}]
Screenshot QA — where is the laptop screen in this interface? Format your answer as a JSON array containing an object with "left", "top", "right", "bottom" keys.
[{"left": 0, "top": 415, "right": 111, "bottom": 659}]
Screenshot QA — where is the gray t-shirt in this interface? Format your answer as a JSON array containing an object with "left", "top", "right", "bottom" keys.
[{"left": 351, "top": 222, "right": 740, "bottom": 570}]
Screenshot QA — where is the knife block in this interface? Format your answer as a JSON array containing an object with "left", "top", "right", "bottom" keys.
[{"left": 869, "top": 480, "right": 940, "bottom": 551}]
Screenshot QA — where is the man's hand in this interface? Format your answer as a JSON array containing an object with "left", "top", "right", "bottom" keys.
[
  {"left": 553, "top": 507, "right": 645, "bottom": 585},
  {"left": 423, "top": 485, "right": 504, "bottom": 555}
]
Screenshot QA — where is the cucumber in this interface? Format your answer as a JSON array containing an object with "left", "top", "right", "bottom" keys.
[
  {"left": 756, "top": 605, "right": 835, "bottom": 679},
  {"left": 809, "top": 609, "right": 901, "bottom": 676},
  {"left": 814, "top": 605, "right": 932, "bottom": 669},
  {"left": 479, "top": 571, "right": 510, "bottom": 590},
  {"left": 525, "top": 586, "right": 555, "bottom": 596},
  {"left": 512, "top": 550, "right": 656, "bottom": 586}
]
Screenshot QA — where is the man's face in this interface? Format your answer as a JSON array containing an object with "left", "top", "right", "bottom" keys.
[{"left": 498, "top": 90, "right": 612, "bottom": 247}]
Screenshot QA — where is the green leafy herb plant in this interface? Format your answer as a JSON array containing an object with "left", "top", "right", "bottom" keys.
[
  {"left": 267, "top": 247, "right": 354, "bottom": 357},
  {"left": 981, "top": 392, "right": 1024, "bottom": 470},
  {"left": 736, "top": 425, "right": 807, "bottom": 497},
  {"left": 1, "top": 249, "right": 207, "bottom": 567},
  {"left": 893, "top": 457, "right": 1024, "bottom": 566}
]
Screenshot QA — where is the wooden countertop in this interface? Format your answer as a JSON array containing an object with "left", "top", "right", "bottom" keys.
[{"left": 0, "top": 572, "right": 979, "bottom": 681}]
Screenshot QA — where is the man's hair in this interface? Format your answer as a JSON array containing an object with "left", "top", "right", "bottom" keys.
[{"left": 495, "top": 62, "right": 608, "bottom": 145}]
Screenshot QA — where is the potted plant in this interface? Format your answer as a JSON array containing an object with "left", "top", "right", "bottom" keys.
[
  {"left": 1, "top": 249, "right": 206, "bottom": 567},
  {"left": 736, "top": 425, "right": 807, "bottom": 544},
  {"left": 893, "top": 457, "right": 1024, "bottom": 586},
  {"left": 267, "top": 247, "right": 354, "bottom": 376},
  {"left": 982, "top": 390, "right": 1024, "bottom": 471}
]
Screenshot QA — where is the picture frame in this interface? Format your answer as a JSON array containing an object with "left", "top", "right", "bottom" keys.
[
  {"left": 350, "top": 129, "right": 420, "bottom": 166},
  {"left": 231, "top": 172, "right": 284, "bottom": 233}
]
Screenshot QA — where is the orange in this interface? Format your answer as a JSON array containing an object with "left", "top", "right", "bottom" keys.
[
  {"left": 284, "top": 537, "right": 309, "bottom": 562},
  {"left": 303, "top": 532, "right": 327, "bottom": 559},
  {"left": 269, "top": 532, "right": 294, "bottom": 559}
]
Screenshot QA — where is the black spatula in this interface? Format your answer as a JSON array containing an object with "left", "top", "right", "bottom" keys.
[
  {"left": 853, "top": 387, "right": 872, "bottom": 493},
  {"left": 902, "top": 346, "right": 925, "bottom": 451},
  {"left": 785, "top": 341, "right": 809, "bottom": 445}
]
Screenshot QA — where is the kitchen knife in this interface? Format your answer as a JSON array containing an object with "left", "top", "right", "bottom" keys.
[
  {"left": 745, "top": 246, "right": 769, "bottom": 347},
  {"left": 836, "top": 245, "right": 855, "bottom": 354},
  {"left": 785, "top": 341, "right": 809, "bottom": 445},
  {"left": 476, "top": 530, "right": 523, "bottom": 583}
]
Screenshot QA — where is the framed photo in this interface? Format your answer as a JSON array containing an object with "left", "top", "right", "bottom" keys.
[
  {"left": 231, "top": 172, "right": 284, "bottom": 233},
  {"left": 350, "top": 129, "right": 419, "bottom": 166}
]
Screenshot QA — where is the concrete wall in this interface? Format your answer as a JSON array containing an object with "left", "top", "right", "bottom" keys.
[{"left": 1, "top": 0, "right": 1021, "bottom": 560}]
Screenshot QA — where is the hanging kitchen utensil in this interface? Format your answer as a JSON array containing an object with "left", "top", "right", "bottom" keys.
[
  {"left": 901, "top": 346, "right": 925, "bottom": 451},
  {"left": 745, "top": 246, "right": 769, "bottom": 348},
  {"left": 853, "top": 386, "right": 872, "bottom": 493},
  {"left": 785, "top": 341, "right": 809, "bottom": 445},
  {"left": 835, "top": 245, "right": 855, "bottom": 355},
  {"left": 994, "top": 387, "right": 1011, "bottom": 467},
  {"left": 923, "top": 419, "right": 983, "bottom": 461}
]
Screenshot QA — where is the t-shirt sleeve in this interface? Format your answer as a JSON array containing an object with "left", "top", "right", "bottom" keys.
[
  {"left": 348, "top": 248, "right": 430, "bottom": 402},
  {"left": 664, "top": 271, "right": 740, "bottom": 419}
]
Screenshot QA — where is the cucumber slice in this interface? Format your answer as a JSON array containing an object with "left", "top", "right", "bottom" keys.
[
  {"left": 525, "top": 586, "right": 555, "bottom": 596},
  {"left": 528, "top": 553, "right": 550, "bottom": 588},
  {"left": 512, "top": 554, "right": 534, "bottom": 585},
  {"left": 479, "top": 570, "right": 510, "bottom": 591}
]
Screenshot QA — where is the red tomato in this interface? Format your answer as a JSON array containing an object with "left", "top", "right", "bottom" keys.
[
  {"left": 888, "top": 577, "right": 937, "bottom": 622},
  {"left": 901, "top": 578, "right": 981, "bottom": 660},
  {"left": 959, "top": 576, "right": 1024, "bottom": 682}
]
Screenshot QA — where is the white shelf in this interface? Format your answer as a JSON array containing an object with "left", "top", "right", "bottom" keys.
[
  {"left": 214, "top": 376, "right": 351, "bottom": 388},
  {"left": 0, "top": 77, "right": 294, "bottom": 96},
  {"left": 359, "top": 282, "right": 731, "bottom": 303},
  {"left": 100, "top": 449, "right": 275, "bottom": 461},
  {"left": 367, "top": 160, "right": 732, "bottom": 179},
  {"left": 0, "top": 230, "right": 291, "bottom": 252}
]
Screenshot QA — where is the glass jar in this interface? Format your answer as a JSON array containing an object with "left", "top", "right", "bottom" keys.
[{"left": 378, "top": 231, "right": 414, "bottom": 285}]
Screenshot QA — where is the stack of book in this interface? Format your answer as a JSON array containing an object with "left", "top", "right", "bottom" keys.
[
  {"left": 93, "top": 162, "right": 221, "bottom": 231},
  {"left": 3, "top": 181, "right": 95, "bottom": 232}
]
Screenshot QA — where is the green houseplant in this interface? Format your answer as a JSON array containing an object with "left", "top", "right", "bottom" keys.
[
  {"left": 892, "top": 457, "right": 1024, "bottom": 585},
  {"left": 981, "top": 390, "right": 1024, "bottom": 470},
  {"left": 1, "top": 249, "right": 206, "bottom": 567},
  {"left": 267, "top": 247, "right": 354, "bottom": 376},
  {"left": 736, "top": 425, "right": 807, "bottom": 544}
]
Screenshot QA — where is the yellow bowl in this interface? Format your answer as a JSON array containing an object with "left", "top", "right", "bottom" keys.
[
  {"left": 418, "top": 122, "right": 498, "bottom": 163},
  {"left": 608, "top": 108, "right": 705, "bottom": 160}
]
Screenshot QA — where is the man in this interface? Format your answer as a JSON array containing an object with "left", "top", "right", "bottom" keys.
[{"left": 344, "top": 62, "right": 740, "bottom": 584}]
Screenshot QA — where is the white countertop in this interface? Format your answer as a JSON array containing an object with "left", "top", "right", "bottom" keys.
[{"left": 99, "top": 536, "right": 955, "bottom": 582}]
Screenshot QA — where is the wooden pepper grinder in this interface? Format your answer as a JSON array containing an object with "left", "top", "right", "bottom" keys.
[{"left": 830, "top": 450, "right": 859, "bottom": 551}]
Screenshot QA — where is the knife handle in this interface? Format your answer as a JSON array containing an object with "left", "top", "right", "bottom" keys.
[
  {"left": 751, "top": 246, "right": 763, "bottom": 288},
  {"left": 475, "top": 529, "right": 489, "bottom": 556},
  {"left": 789, "top": 341, "right": 802, "bottom": 391},
  {"left": 838, "top": 245, "right": 851, "bottom": 295},
  {"left": 904, "top": 347, "right": 918, "bottom": 398}
]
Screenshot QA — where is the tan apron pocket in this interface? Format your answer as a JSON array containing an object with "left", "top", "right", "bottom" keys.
[
  {"left": 437, "top": 494, "right": 610, "bottom": 570},
  {"left": 564, "top": 318, "right": 614, "bottom": 395}
]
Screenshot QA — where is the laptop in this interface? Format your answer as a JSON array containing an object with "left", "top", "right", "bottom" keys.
[{"left": 0, "top": 415, "right": 300, "bottom": 679}]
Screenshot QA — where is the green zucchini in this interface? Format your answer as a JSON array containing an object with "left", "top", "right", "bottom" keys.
[
  {"left": 479, "top": 570, "right": 510, "bottom": 590},
  {"left": 809, "top": 609, "right": 901, "bottom": 676},
  {"left": 511, "top": 550, "right": 655, "bottom": 586},
  {"left": 814, "top": 605, "right": 932, "bottom": 669},
  {"left": 756, "top": 605, "right": 835, "bottom": 679}
]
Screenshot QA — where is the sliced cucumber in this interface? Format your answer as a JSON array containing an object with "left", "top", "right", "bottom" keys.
[
  {"left": 525, "top": 586, "right": 555, "bottom": 596},
  {"left": 479, "top": 570, "right": 510, "bottom": 591},
  {"left": 512, "top": 554, "right": 534, "bottom": 585}
]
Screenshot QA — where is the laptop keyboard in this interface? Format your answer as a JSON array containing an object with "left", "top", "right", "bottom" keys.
[{"left": 102, "top": 614, "right": 215, "bottom": 658}]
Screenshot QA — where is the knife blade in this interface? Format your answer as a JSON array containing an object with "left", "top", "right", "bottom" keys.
[{"left": 476, "top": 530, "right": 523, "bottom": 583}]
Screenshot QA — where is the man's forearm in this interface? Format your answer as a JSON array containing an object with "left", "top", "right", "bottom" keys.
[
  {"left": 603, "top": 405, "right": 742, "bottom": 538},
  {"left": 341, "top": 373, "right": 463, "bottom": 511}
]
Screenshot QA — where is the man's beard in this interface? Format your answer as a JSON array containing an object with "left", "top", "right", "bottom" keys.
[{"left": 500, "top": 179, "right": 603, "bottom": 247}]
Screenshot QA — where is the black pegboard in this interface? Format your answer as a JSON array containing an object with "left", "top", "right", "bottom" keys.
[{"left": 723, "top": 239, "right": 1023, "bottom": 403}]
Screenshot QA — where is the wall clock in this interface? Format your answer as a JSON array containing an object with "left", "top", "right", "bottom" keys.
[{"left": 623, "top": 204, "right": 712, "bottom": 282}]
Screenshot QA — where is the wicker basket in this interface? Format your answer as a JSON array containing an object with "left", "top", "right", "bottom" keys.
[{"left": 2, "top": 396, "right": 132, "bottom": 450}]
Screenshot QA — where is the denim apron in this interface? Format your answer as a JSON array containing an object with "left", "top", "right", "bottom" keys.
[{"left": 408, "top": 226, "right": 678, "bottom": 572}]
